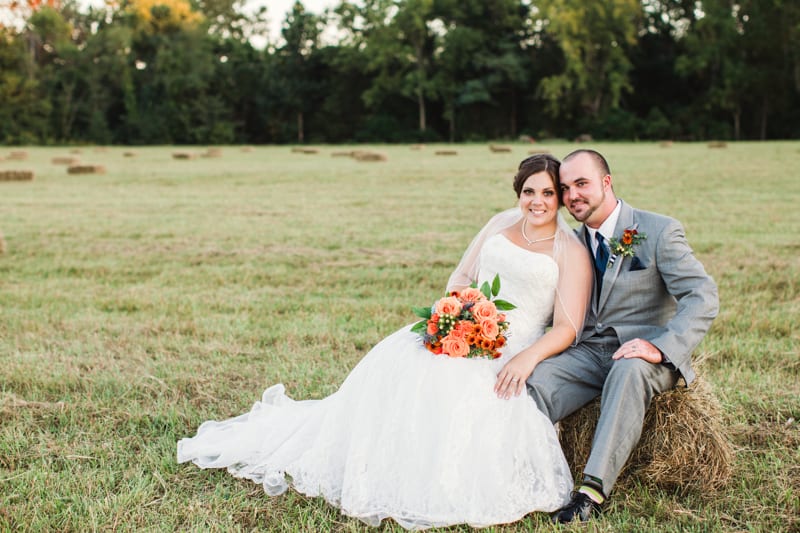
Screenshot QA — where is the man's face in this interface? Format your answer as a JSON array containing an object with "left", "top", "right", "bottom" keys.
[{"left": 559, "top": 154, "right": 610, "bottom": 228}]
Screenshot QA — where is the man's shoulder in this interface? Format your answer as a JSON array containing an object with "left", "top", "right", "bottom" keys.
[{"left": 630, "top": 206, "right": 680, "bottom": 230}]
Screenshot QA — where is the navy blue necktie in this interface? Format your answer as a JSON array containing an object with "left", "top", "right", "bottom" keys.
[{"left": 594, "top": 233, "right": 608, "bottom": 289}]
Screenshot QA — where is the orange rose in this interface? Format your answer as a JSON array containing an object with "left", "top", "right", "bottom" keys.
[
  {"left": 480, "top": 318, "right": 499, "bottom": 340},
  {"left": 426, "top": 320, "right": 438, "bottom": 335},
  {"left": 471, "top": 300, "right": 497, "bottom": 321},
  {"left": 435, "top": 296, "right": 462, "bottom": 317},
  {"left": 441, "top": 334, "right": 470, "bottom": 358},
  {"left": 460, "top": 287, "right": 485, "bottom": 303},
  {"left": 450, "top": 320, "right": 472, "bottom": 339}
]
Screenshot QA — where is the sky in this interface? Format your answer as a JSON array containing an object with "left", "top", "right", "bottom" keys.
[{"left": 266, "top": 0, "right": 337, "bottom": 40}]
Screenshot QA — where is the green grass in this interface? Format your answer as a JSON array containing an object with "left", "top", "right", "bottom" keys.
[{"left": 1, "top": 142, "right": 798, "bottom": 532}]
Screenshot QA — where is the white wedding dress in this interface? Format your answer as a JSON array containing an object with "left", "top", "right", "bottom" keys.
[{"left": 178, "top": 234, "right": 573, "bottom": 529}]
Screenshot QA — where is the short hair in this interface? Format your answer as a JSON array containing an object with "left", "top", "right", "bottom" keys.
[
  {"left": 512, "top": 153, "right": 562, "bottom": 203},
  {"left": 562, "top": 149, "right": 611, "bottom": 176}
]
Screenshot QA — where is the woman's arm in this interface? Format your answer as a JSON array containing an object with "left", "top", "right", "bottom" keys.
[{"left": 494, "top": 237, "right": 592, "bottom": 399}]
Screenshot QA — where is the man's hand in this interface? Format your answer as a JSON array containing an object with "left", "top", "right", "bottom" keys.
[{"left": 612, "top": 338, "right": 663, "bottom": 364}]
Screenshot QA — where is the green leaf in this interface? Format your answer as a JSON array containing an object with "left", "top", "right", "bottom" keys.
[
  {"left": 493, "top": 299, "right": 517, "bottom": 311},
  {"left": 491, "top": 274, "right": 501, "bottom": 297},
  {"left": 412, "top": 306, "right": 432, "bottom": 319},
  {"left": 480, "top": 281, "right": 491, "bottom": 299},
  {"left": 410, "top": 320, "right": 428, "bottom": 334}
]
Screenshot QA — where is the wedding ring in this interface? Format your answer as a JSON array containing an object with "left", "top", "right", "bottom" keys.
[{"left": 511, "top": 377, "right": 519, "bottom": 382}]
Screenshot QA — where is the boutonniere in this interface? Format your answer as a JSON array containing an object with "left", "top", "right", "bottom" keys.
[{"left": 606, "top": 228, "right": 646, "bottom": 268}]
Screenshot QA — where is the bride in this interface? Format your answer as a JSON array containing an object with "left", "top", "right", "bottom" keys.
[{"left": 177, "top": 154, "right": 593, "bottom": 529}]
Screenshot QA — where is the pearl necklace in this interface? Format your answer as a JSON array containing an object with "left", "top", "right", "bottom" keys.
[{"left": 521, "top": 221, "right": 556, "bottom": 246}]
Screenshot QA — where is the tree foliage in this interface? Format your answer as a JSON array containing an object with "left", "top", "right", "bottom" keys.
[{"left": 0, "top": 0, "right": 798, "bottom": 144}]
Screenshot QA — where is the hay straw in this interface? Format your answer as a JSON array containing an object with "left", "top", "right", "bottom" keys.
[
  {"left": 528, "top": 148, "right": 551, "bottom": 155},
  {"left": 8, "top": 151, "right": 27, "bottom": 160},
  {"left": 0, "top": 170, "right": 34, "bottom": 181},
  {"left": 558, "top": 373, "right": 734, "bottom": 494},
  {"left": 291, "top": 147, "right": 319, "bottom": 154},
  {"left": 410, "top": 144, "right": 425, "bottom": 150},
  {"left": 352, "top": 151, "right": 387, "bottom": 162},
  {"left": 435, "top": 150, "right": 458, "bottom": 156},
  {"left": 331, "top": 151, "right": 355, "bottom": 157},
  {"left": 660, "top": 141, "right": 674, "bottom": 148},
  {"left": 52, "top": 157, "right": 80, "bottom": 165},
  {"left": 203, "top": 148, "right": 222, "bottom": 158},
  {"left": 123, "top": 151, "right": 137, "bottom": 158},
  {"left": 67, "top": 165, "right": 105, "bottom": 175},
  {"left": 489, "top": 144, "right": 512, "bottom": 153},
  {"left": 172, "top": 152, "right": 197, "bottom": 160},
  {"left": 707, "top": 141, "right": 727, "bottom": 149}
]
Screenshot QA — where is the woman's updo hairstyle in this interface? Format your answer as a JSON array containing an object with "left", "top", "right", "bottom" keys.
[{"left": 512, "top": 153, "right": 562, "bottom": 205}]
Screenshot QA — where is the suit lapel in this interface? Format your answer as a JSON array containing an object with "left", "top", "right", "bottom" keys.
[{"left": 597, "top": 201, "right": 636, "bottom": 310}]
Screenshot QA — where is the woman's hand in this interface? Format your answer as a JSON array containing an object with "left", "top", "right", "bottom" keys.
[{"left": 494, "top": 352, "right": 537, "bottom": 400}]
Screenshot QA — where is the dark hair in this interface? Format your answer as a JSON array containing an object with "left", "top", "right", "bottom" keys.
[
  {"left": 562, "top": 148, "right": 611, "bottom": 176},
  {"left": 513, "top": 153, "right": 562, "bottom": 202}
]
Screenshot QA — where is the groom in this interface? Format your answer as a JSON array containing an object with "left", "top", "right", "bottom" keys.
[{"left": 527, "top": 149, "right": 719, "bottom": 523}]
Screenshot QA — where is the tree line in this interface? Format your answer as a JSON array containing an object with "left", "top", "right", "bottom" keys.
[{"left": 1, "top": 0, "right": 798, "bottom": 145}]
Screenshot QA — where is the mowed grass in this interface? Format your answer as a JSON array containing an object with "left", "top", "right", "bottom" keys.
[{"left": 0, "top": 143, "right": 798, "bottom": 532}]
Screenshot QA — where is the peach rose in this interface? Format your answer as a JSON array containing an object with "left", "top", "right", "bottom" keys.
[
  {"left": 441, "top": 334, "right": 470, "bottom": 358},
  {"left": 471, "top": 300, "right": 497, "bottom": 321},
  {"left": 426, "top": 319, "right": 438, "bottom": 335},
  {"left": 435, "top": 296, "right": 462, "bottom": 317},
  {"left": 450, "top": 320, "right": 472, "bottom": 339},
  {"left": 459, "top": 287, "right": 485, "bottom": 303},
  {"left": 479, "top": 318, "right": 499, "bottom": 340}
]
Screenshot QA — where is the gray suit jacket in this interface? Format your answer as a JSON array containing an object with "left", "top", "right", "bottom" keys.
[{"left": 578, "top": 200, "right": 719, "bottom": 385}]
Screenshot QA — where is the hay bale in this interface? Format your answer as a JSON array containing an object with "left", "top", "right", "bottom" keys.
[
  {"left": 123, "top": 151, "right": 137, "bottom": 158},
  {"left": 435, "top": 150, "right": 458, "bottom": 156},
  {"left": 410, "top": 144, "right": 426, "bottom": 150},
  {"left": 558, "top": 374, "right": 734, "bottom": 494},
  {"left": 331, "top": 150, "right": 355, "bottom": 157},
  {"left": 52, "top": 156, "right": 80, "bottom": 165},
  {"left": 70, "top": 148, "right": 82, "bottom": 154},
  {"left": 0, "top": 170, "right": 34, "bottom": 181},
  {"left": 291, "top": 147, "right": 319, "bottom": 154},
  {"left": 203, "top": 148, "right": 223, "bottom": 158},
  {"left": 8, "top": 151, "right": 28, "bottom": 161},
  {"left": 352, "top": 151, "right": 387, "bottom": 162},
  {"left": 489, "top": 144, "right": 512, "bottom": 153},
  {"left": 708, "top": 141, "right": 727, "bottom": 149},
  {"left": 574, "top": 133, "right": 593, "bottom": 143},
  {"left": 659, "top": 140, "right": 674, "bottom": 148},
  {"left": 93, "top": 147, "right": 108, "bottom": 153},
  {"left": 172, "top": 152, "right": 197, "bottom": 160},
  {"left": 67, "top": 165, "right": 105, "bottom": 175},
  {"left": 240, "top": 146, "right": 254, "bottom": 152},
  {"left": 528, "top": 148, "right": 551, "bottom": 155}
]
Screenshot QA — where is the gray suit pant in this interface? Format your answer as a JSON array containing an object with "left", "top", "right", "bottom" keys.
[{"left": 527, "top": 336, "right": 678, "bottom": 495}]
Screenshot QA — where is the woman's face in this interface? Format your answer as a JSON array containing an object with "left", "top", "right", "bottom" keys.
[{"left": 519, "top": 171, "right": 559, "bottom": 228}]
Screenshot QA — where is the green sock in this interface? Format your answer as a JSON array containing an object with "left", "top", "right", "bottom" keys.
[{"left": 578, "top": 476, "right": 606, "bottom": 504}]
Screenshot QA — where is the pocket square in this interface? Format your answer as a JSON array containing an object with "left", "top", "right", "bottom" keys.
[{"left": 629, "top": 256, "right": 646, "bottom": 271}]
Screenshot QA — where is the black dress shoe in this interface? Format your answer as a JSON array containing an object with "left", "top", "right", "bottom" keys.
[{"left": 551, "top": 491, "right": 602, "bottom": 523}]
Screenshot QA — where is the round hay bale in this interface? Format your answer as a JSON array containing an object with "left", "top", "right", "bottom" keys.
[
  {"left": 707, "top": 141, "right": 727, "bottom": 149},
  {"left": 203, "top": 148, "right": 223, "bottom": 158},
  {"left": 558, "top": 375, "right": 734, "bottom": 494},
  {"left": 52, "top": 156, "right": 80, "bottom": 165},
  {"left": 8, "top": 151, "right": 28, "bottom": 161},
  {"left": 172, "top": 152, "right": 197, "bottom": 160},
  {"left": 435, "top": 150, "right": 458, "bottom": 156},
  {"left": 410, "top": 144, "right": 426, "bottom": 150},
  {"left": 93, "top": 147, "right": 108, "bottom": 153},
  {"left": 574, "top": 133, "right": 593, "bottom": 143},
  {"left": 291, "top": 147, "right": 319, "bottom": 154},
  {"left": 0, "top": 170, "right": 34, "bottom": 181},
  {"left": 659, "top": 140, "right": 674, "bottom": 148},
  {"left": 70, "top": 148, "right": 82, "bottom": 154},
  {"left": 67, "top": 165, "right": 106, "bottom": 175},
  {"left": 353, "top": 151, "right": 387, "bottom": 162},
  {"left": 123, "top": 151, "right": 137, "bottom": 158},
  {"left": 331, "top": 151, "right": 355, "bottom": 157},
  {"left": 240, "top": 146, "right": 254, "bottom": 152},
  {"left": 528, "top": 148, "right": 551, "bottom": 155},
  {"left": 489, "top": 144, "right": 512, "bottom": 153}
]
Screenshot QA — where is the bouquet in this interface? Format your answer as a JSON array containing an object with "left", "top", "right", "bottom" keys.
[{"left": 411, "top": 274, "right": 516, "bottom": 359}]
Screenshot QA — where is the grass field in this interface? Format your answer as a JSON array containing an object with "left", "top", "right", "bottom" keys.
[{"left": 1, "top": 142, "right": 798, "bottom": 532}]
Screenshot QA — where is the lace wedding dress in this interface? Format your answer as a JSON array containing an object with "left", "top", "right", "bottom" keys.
[{"left": 178, "top": 234, "right": 573, "bottom": 529}]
